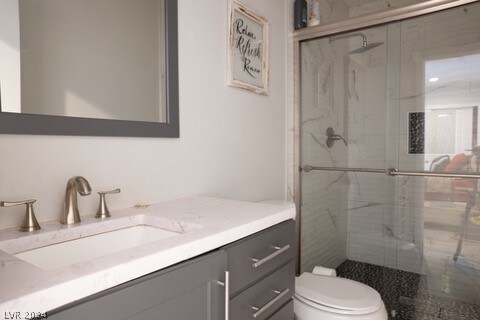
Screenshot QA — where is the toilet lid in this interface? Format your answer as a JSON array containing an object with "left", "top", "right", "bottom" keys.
[{"left": 296, "top": 273, "right": 383, "bottom": 313}]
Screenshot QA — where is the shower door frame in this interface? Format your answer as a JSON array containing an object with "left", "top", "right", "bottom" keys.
[{"left": 291, "top": 0, "right": 480, "bottom": 275}]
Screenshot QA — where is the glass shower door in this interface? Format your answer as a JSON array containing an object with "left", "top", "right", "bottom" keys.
[
  {"left": 299, "top": 2, "right": 480, "bottom": 319},
  {"left": 392, "top": 3, "right": 480, "bottom": 308}
]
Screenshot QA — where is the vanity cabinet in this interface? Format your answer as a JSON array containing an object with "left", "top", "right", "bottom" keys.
[
  {"left": 226, "top": 220, "right": 295, "bottom": 320},
  {"left": 45, "top": 220, "right": 295, "bottom": 320},
  {"left": 47, "top": 251, "right": 227, "bottom": 320}
]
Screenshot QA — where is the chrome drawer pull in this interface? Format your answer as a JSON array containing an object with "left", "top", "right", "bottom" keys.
[
  {"left": 251, "top": 244, "right": 290, "bottom": 268},
  {"left": 216, "top": 271, "right": 230, "bottom": 320},
  {"left": 251, "top": 288, "right": 289, "bottom": 318}
]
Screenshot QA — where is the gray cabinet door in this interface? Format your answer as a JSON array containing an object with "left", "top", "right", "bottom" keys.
[{"left": 46, "top": 251, "right": 227, "bottom": 320}]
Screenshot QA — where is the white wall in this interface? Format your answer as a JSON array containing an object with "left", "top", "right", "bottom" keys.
[{"left": 0, "top": 0, "right": 288, "bottom": 229}]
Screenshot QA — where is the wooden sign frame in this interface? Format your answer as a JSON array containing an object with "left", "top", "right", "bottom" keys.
[{"left": 227, "top": 1, "right": 269, "bottom": 95}]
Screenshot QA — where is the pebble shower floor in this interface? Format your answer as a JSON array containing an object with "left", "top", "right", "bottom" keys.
[{"left": 336, "top": 260, "right": 480, "bottom": 320}]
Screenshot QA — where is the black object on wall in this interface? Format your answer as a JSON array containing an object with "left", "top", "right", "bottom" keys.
[{"left": 294, "top": 0, "right": 307, "bottom": 30}]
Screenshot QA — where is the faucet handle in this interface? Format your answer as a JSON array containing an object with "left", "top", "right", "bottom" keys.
[
  {"left": 95, "top": 189, "right": 121, "bottom": 219},
  {"left": 1, "top": 199, "right": 41, "bottom": 232}
]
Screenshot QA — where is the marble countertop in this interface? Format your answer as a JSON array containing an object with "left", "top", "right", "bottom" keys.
[{"left": 0, "top": 196, "right": 295, "bottom": 315}]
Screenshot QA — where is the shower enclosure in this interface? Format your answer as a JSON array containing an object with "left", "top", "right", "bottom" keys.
[{"left": 296, "top": 1, "right": 480, "bottom": 319}]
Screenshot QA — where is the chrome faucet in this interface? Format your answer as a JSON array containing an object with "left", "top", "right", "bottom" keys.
[{"left": 61, "top": 176, "right": 92, "bottom": 224}]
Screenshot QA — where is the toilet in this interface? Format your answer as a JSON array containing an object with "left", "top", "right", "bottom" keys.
[
  {"left": 294, "top": 272, "right": 388, "bottom": 320},
  {"left": 256, "top": 201, "right": 388, "bottom": 320}
]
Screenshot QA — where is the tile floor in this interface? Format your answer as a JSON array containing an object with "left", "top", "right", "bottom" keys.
[{"left": 336, "top": 260, "right": 480, "bottom": 320}]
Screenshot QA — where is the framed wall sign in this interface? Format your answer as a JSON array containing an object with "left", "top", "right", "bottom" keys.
[{"left": 227, "top": 1, "right": 269, "bottom": 95}]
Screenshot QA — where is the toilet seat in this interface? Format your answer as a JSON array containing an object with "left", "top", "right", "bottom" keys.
[
  {"left": 295, "top": 273, "right": 383, "bottom": 315},
  {"left": 294, "top": 293, "right": 376, "bottom": 315}
]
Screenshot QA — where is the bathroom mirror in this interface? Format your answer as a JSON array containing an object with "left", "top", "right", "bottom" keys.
[{"left": 0, "top": 0, "right": 178, "bottom": 137}]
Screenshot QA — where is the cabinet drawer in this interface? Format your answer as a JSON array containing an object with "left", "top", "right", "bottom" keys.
[
  {"left": 267, "top": 299, "right": 294, "bottom": 320},
  {"left": 229, "top": 261, "right": 295, "bottom": 320},
  {"left": 226, "top": 220, "right": 295, "bottom": 295}
]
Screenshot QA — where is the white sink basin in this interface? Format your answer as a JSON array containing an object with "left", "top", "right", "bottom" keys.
[
  {"left": 14, "top": 225, "right": 180, "bottom": 270},
  {"left": 0, "top": 214, "right": 196, "bottom": 270}
]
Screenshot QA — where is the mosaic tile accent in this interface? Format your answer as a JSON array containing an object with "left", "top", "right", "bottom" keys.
[
  {"left": 336, "top": 260, "right": 480, "bottom": 320},
  {"left": 408, "top": 112, "right": 425, "bottom": 154}
]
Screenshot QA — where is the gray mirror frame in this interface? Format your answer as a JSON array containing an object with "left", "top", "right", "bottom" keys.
[{"left": 0, "top": 0, "right": 179, "bottom": 138}]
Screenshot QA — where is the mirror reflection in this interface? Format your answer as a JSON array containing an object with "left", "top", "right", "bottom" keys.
[{"left": 0, "top": 0, "right": 166, "bottom": 123}]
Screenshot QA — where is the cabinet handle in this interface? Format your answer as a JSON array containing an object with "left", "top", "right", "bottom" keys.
[
  {"left": 216, "top": 271, "right": 230, "bottom": 320},
  {"left": 251, "top": 244, "right": 290, "bottom": 268},
  {"left": 251, "top": 288, "right": 289, "bottom": 319}
]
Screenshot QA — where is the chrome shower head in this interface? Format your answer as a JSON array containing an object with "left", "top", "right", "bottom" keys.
[
  {"left": 329, "top": 32, "right": 384, "bottom": 55},
  {"left": 348, "top": 42, "right": 384, "bottom": 54}
]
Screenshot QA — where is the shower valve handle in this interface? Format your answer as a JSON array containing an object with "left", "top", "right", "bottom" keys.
[{"left": 326, "top": 127, "right": 348, "bottom": 148}]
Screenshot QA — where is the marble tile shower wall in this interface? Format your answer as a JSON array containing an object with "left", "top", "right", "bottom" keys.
[
  {"left": 342, "top": 1, "right": 429, "bottom": 275},
  {"left": 343, "top": 20, "right": 429, "bottom": 273},
  {"left": 342, "top": 25, "right": 412, "bottom": 271},
  {"left": 348, "top": 174, "right": 426, "bottom": 274},
  {"left": 298, "top": 0, "right": 429, "bottom": 274},
  {"left": 299, "top": 23, "right": 420, "bottom": 274},
  {"left": 300, "top": 36, "right": 350, "bottom": 273},
  {"left": 300, "top": 25, "right": 425, "bottom": 274},
  {"left": 298, "top": 3, "right": 350, "bottom": 273},
  {"left": 301, "top": 172, "right": 349, "bottom": 272}
]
